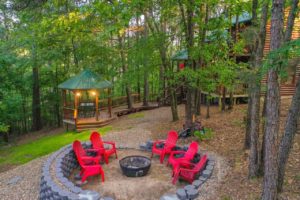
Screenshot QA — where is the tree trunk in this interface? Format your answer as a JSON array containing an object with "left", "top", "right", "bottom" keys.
[
  {"left": 195, "top": 90, "right": 201, "bottom": 115},
  {"left": 248, "top": 0, "right": 270, "bottom": 177},
  {"left": 143, "top": 68, "right": 149, "bottom": 106},
  {"left": 284, "top": 0, "right": 299, "bottom": 43},
  {"left": 206, "top": 94, "right": 210, "bottom": 119},
  {"left": 245, "top": 96, "right": 252, "bottom": 149},
  {"left": 262, "top": 0, "right": 284, "bottom": 199},
  {"left": 252, "top": 0, "right": 259, "bottom": 24},
  {"left": 182, "top": 0, "right": 196, "bottom": 128},
  {"left": 31, "top": 43, "right": 42, "bottom": 131},
  {"left": 55, "top": 66, "right": 61, "bottom": 127},
  {"left": 118, "top": 34, "right": 133, "bottom": 109},
  {"left": 277, "top": 78, "right": 300, "bottom": 192},
  {"left": 277, "top": 0, "right": 299, "bottom": 192},
  {"left": 71, "top": 37, "right": 79, "bottom": 68},
  {"left": 170, "top": 89, "right": 179, "bottom": 121},
  {"left": 248, "top": 81, "right": 261, "bottom": 177},
  {"left": 259, "top": 91, "right": 268, "bottom": 174},
  {"left": 228, "top": 92, "right": 234, "bottom": 110},
  {"left": 222, "top": 86, "right": 226, "bottom": 111}
]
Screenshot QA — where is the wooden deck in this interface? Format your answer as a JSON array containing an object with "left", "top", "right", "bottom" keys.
[
  {"left": 63, "top": 111, "right": 116, "bottom": 132},
  {"left": 63, "top": 102, "right": 159, "bottom": 132}
]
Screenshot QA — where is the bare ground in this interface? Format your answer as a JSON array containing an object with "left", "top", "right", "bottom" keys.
[{"left": 0, "top": 99, "right": 299, "bottom": 200}]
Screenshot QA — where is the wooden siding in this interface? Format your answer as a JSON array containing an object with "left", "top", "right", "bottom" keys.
[{"left": 262, "top": 6, "right": 300, "bottom": 96}]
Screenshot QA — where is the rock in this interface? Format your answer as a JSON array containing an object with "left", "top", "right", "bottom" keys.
[
  {"left": 202, "top": 169, "right": 212, "bottom": 178},
  {"left": 101, "top": 197, "right": 114, "bottom": 200},
  {"left": 146, "top": 140, "right": 153, "bottom": 148},
  {"left": 176, "top": 188, "right": 187, "bottom": 200},
  {"left": 139, "top": 143, "right": 147, "bottom": 150},
  {"left": 184, "top": 184, "right": 195, "bottom": 191},
  {"left": 192, "top": 180, "right": 203, "bottom": 189},
  {"left": 7, "top": 176, "right": 23, "bottom": 185},
  {"left": 75, "top": 180, "right": 88, "bottom": 186},
  {"left": 78, "top": 190, "right": 101, "bottom": 200},
  {"left": 186, "top": 188, "right": 199, "bottom": 199},
  {"left": 199, "top": 176, "right": 207, "bottom": 182},
  {"left": 207, "top": 159, "right": 215, "bottom": 165},
  {"left": 206, "top": 164, "right": 214, "bottom": 171},
  {"left": 160, "top": 194, "right": 180, "bottom": 200}
]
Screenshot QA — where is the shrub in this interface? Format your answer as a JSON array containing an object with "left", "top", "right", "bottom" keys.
[{"left": 193, "top": 127, "right": 213, "bottom": 141}]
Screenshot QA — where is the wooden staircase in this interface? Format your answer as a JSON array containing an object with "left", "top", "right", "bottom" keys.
[
  {"left": 76, "top": 117, "right": 116, "bottom": 132},
  {"left": 280, "top": 85, "right": 296, "bottom": 96}
]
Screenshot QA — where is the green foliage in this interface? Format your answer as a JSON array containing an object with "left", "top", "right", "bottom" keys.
[
  {"left": 193, "top": 127, "right": 214, "bottom": 141},
  {"left": 260, "top": 39, "right": 300, "bottom": 79},
  {"left": 0, "top": 126, "right": 113, "bottom": 166},
  {"left": 0, "top": 123, "right": 9, "bottom": 133}
]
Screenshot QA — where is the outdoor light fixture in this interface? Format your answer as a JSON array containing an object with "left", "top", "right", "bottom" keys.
[
  {"left": 91, "top": 91, "right": 96, "bottom": 96},
  {"left": 76, "top": 92, "right": 81, "bottom": 97}
]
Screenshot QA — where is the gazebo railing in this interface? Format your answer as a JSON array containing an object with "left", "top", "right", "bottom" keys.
[{"left": 63, "top": 107, "right": 75, "bottom": 121}]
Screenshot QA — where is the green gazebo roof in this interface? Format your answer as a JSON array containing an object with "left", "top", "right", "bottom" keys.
[
  {"left": 58, "top": 69, "right": 112, "bottom": 90},
  {"left": 171, "top": 49, "right": 188, "bottom": 60}
]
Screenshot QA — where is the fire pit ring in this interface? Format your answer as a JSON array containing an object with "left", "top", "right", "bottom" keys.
[{"left": 119, "top": 155, "right": 151, "bottom": 177}]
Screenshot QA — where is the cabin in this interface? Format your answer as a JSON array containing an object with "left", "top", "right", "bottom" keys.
[
  {"left": 262, "top": 6, "right": 300, "bottom": 96},
  {"left": 172, "top": 7, "right": 300, "bottom": 104}
]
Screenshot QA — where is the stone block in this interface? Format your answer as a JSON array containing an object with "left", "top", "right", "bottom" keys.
[
  {"left": 202, "top": 169, "right": 212, "bottom": 178},
  {"left": 192, "top": 180, "right": 203, "bottom": 189},
  {"left": 199, "top": 176, "right": 207, "bottom": 182},
  {"left": 184, "top": 184, "right": 195, "bottom": 191},
  {"left": 176, "top": 188, "right": 187, "bottom": 200},
  {"left": 186, "top": 188, "right": 199, "bottom": 199},
  {"left": 78, "top": 190, "right": 101, "bottom": 200},
  {"left": 101, "top": 197, "right": 114, "bottom": 200},
  {"left": 206, "top": 164, "right": 214, "bottom": 171},
  {"left": 160, "top": 194, "right": 180, "bottom": 200}
]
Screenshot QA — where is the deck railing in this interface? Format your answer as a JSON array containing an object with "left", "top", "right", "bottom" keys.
[{"left": 63, "top": 107, "right": 75, "bottom": 120}]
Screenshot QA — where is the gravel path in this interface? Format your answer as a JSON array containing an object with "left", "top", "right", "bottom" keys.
[{"left": 0, "top": 157, "right": 46, "bottom": 200}]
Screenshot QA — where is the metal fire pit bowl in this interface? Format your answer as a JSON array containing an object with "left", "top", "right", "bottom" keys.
[{"left": 119, "top": 155, "right": 151, "bottom": 177}]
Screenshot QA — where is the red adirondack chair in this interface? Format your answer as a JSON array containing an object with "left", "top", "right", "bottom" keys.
[
  {"left": 151, "top": 130, "right": 178, "bottom": 163},
  {"left": 172, "top": 154, "right": 208, "bottom": 184},
  {"left": 167, "top": 141, "right": 198, "bottom": 168},
  {"left": 90, "top": 132, "right": 118, "bottom": 164},
  {"left": 72, "top": 140, "right": 105, "bottom": 183}
]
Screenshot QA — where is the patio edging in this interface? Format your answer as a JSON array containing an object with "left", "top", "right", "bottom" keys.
[
  {"left": 39, "top": 141, "right": 214, "bottom": 200},
  {"left": 140, "top": 140, "right": 215, "bottom": 200},
  {"left": 39, "top": 142, "right": 110, "bottom": 200}
]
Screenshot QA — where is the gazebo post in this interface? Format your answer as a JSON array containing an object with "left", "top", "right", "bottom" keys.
[
  {"left": 95, "top": 91, "right": 99, "bottom": 121},
  {"left": 74, "top": 91, "right": 79, "bottom": 126},
  {"left": 62, "top": 89, "right": 67, "bottom": 107},
  {"left": 108, "top": 88, "right": 112, "bottom": 118}
]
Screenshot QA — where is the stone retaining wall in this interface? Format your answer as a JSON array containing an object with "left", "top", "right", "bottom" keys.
[
  {"left": 39, "top": 142, "right": 107, "bottom": 200},
  {"left": 40, "top": 141, "right": 214, "bottom": 200}
]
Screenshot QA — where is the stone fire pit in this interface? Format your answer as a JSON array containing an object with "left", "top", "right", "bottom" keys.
[{"left": 119, "top": 155, "right": 151, "bottom": 177}]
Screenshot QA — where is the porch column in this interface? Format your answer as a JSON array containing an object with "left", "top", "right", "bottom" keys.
[{"left": 95, "top": 91, "right": 99, "bottom": 121}]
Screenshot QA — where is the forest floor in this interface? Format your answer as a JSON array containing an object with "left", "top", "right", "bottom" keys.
[{"left": 0, "top": 99, "right": 299, "bottom": 199}]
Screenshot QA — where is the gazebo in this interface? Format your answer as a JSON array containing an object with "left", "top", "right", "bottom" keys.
[{"left": 58, "top": 69, "right": 115, "bottom": 131}]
